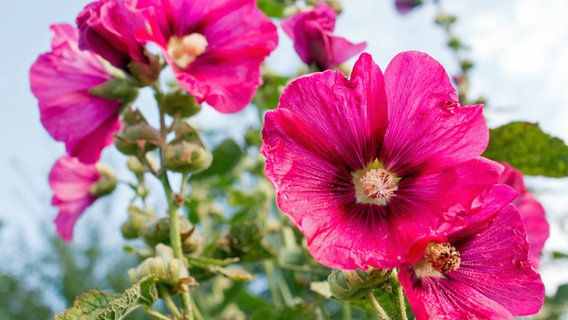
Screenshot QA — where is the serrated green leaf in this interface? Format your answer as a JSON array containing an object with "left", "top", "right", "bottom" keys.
[
  {"left": 56, "top": 275, "right": 160, "bottom": 320},
  {"left": 484, "top": 121, "right": 568, "bottom": 177},
  {"left": 191, "top": 138, "right": 243, "bottom": 181},
  {"left": 97, "top": 275, "right": 159, "bottom": 320},
  {"left": 55, "top": 291, "right": 122, "bottom": 320}
]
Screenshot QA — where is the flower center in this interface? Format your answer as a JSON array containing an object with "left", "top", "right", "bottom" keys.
[
  {"left": 414, "top": 242, "right": 461, "bottom": 278},
  {"left": 167, "top": 33, "right": 208, "bottom": 69},
  {"left": 353, "top": 164, "right": 399, "bottom": 206}
]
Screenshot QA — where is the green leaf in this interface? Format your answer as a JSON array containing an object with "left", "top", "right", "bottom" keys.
[
  {"left": 483, "top": 122, "right": 568, "bottom": 177},
  {"left": 191, "top": 138, "right": 243, "bottom": 181},
  {"left": 552, "top": 251, "right": 568, "bottom": 259},
  {"left": 257, "top": 0, "right": 287, "bottom": 18},
  {"left": 55, "top": 275, "right": 159, "bottom": 320},
  {"left": 216, "top": 222, "right": 274, "bottom": 262},
  {"left": 554, "top": 283, "right": 568, "bottom": 305},
  {"left": 250, "top": 304, "right": 319, "bottom": 320},
  {"left": 55, "top": 291, "right": 121, "bottom": 320}
]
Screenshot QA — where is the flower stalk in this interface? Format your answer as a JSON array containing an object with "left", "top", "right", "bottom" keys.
[
  {"left": 390, "top": 270, "right": 408, "bottom": 320},
  {"left": 365, "top": 291, "right": 390, "bottom": 320}
]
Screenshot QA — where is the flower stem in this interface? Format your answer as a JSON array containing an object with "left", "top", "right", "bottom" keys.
[
  {"left": 147, "top": 309, "right": 174, "bottom": 320},
  {"left": 342, "top": 302, "right": 352, "bottom": 320},
  {"left": 263, "top": 260, "right": 284, "bottom": 309},
  {"left": 160, "top": 285, "right": 183, "bottom": 319},
  {"left": 390, "top": 270, "right": 408, "bottom": 320},
  {"left": 365, "top": 291, "right": 391, "bottom": 320},
  {"left": 160, "top": 173, "right": 193, "bottom": 319}
]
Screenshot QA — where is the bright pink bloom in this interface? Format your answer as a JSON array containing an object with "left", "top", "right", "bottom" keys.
[
  {"left": 77, "top": 0, "right": 149, "bottom": 70},
  {"left": 261, "top": 52, "right": 502, "bottom": 269},
  {"left": 130, "top": 0, "right": 278, "bottom": 113},
  {"left": 499, "top": 162, "right": 549, "bottom": 268},
  {"left": 395, "top": 0, "right": 422, "bottom": 14},
  {"left": 49, "top": 156, "right": 101, "bottom": 242},
  {"left": 398, "top": 185, "right": 545, "bottom": 319},
  {"left": 281, "top": 2, "right": 366, "bottom": 70},
  {"left": 30, "top": 24, "right": 122, "bottom": 164}
]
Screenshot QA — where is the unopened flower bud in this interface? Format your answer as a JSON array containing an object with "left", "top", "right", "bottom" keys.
[
  {"left": 140, "top": 215, "right": 194, "bottom": 247},
  {"left": 127, "top": 156, "right": 145, "bottom": 176},
  {"left": 328, "top": 268, "right": 392, "bottom": 300},
  {"left": 182, "top": 227, "right": 203, "bottom": 254},
  {"left": 114, "top": 109, "right": 162, "bottom": 156},
  {"left": 129, "top": 244, "right": 194, "bottom": 291},
  {"left": 121, "top": 205, "right": 155, "bottom": 239},
  {"left": 89, "top": 77, "right": 139, "bottom": 103},
  {"left": 163, "top": 90, "right": 202, "bottom": 118},
  {"left": 88, "top": 163, "right": 117, "bottom": 197},
  {"left": 162, "top": 122, "right": 212, "bottom": 173},
  {"left": 128, "top": 53, "right": 161, "bottom": 86}
]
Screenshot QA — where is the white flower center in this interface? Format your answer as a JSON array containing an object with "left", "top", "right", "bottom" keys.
[
  {"left": 167, "top": 33, "right": 208, "bottom": 69},
  {"left": 353, "top": 165, "right": 398, "bottom": 206}
]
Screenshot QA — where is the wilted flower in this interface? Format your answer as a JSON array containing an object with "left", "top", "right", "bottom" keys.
[
  {"left": 49, "top": 156, "right": 116, "bottom": 242},
  {"left": 129, "top": 0, "right": 279, "bottom": 113},
  {"left": 261, "top": 52, "right": 502, "bottom": 270},
  {"left": 499, "top": 162, "right": 549, "bottom": 268},
  {"left": 398, "top": 185, "right": 545, "bottom": 319},
  {"left": 30, "top": 24, "right": 122, "bottom": 164},
  {"left": 281, "top": 2, "right": 366, "bottom": 70}
]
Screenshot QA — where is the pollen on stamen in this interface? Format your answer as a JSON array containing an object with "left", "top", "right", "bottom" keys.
[
  {"left": 167, "top": 33, "right": 208, "bottom": 69},
  {"left": 353, "top": 167, "right": 398, "bottom": 206},
  {"left": 426, "top": 242, "right": 461, "bottom": 273}
]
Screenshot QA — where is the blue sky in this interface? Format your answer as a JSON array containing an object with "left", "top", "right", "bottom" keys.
[{"left": 1, "top": 0, "right": 567, "bottom": 295}]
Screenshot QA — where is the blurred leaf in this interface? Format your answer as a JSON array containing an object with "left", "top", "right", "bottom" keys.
[
  {"left": 208, "top": 265, "right": 255, "bottom": 281},
  {"left": 216, "top": 222, "right": 274, "bottom": 262},
  {"left": 257, "top": 0, "right": 287, "bottom": 18},
  {"left": 484, "top": 122, "right": 568, "bottom": 177},
  {"left": 250, "top": 304, "right": 318, "bottom": 320},
  {"left": 253, "top": 72, "right": 290, "bottom": 111},
  {"left": 552, "top": 251, "right": 568, "bottom": 259},
  {"left": 191, "top": 138, "right": 243, "bottom": 181},
  {"left": 55, "top": 275, "right": 159, "bottom": 320},
  {"left": 554, "top": 284, "right": 568, "bottom": 305}
]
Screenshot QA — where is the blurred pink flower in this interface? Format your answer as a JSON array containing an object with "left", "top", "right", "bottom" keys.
[
  {"left": 49, "top": 156, "right": 101, "bottom": 242},
  {"left": 261, "top": 52, "right": 502, "bottom": 269},
  {"left": 398, "top": 185, "right": 545, "bottom": 319},
  {"left": 30, "top": 24, "right": 122, "bottom": 164},
  {"left": 499, "top": 162, "right": 549, "bottom": 268},
  {"left": 130, "top": 0, "right": 278, "bottom": 113},
  {"left": 281, "top": 2, "right": 366, "bottom": 70},
  {"left": 395, "top": 0, "right": 422, "bottom": 14},
  {"left": 77, "top": 0, "right": 148, "bottom": 70}
]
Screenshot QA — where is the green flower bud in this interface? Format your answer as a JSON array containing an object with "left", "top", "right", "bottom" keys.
[
  {"left": 88, "top": 163, "right": 117, "bottom": 197},
  {"left": 328, "top": 268, "right": 392, "bottom": 300},
  {"left": 162, "top": 90, "right": 202, "bottom": 118},
  {"left": 127, "top": 53, "right": 161, "bottom": 86},
  {"left": 140, "top": 215, "right": 194, "bottom": 247},
  {"left": 127, "top": 156, "right": 145, "bottom": 176},
  {"left": 89, "top": 78, "right": 139, "bottom": 103},
  {"left": 114, "top": 108, "right": 162, "bottom": 156},
  {"left": 162, "top": 123, "right": 212, "bottom": 173},
  {"left": 129, "top": 244, "right": 193, "bottom": 291},
  {"left": 121, "top": 205, "right": 155, "bottom": 239}
]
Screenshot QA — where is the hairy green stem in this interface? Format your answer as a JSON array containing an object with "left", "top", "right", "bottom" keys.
[
  {"left": 390, "top": 270, "right": 408, "bottom": 320},
  {"left": 147, "top": 308, "right": 174, "bottom": 320},
  {"left": 342, "top": 302, "right": 352, "bottom": 320},
  {"left": 366, "top": 291, "right": 390, "bottom": 320},
  {"left": 160, "top": 285, "right": 183, "bottom": 319}
]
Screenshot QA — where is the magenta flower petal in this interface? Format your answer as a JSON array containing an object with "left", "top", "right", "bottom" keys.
[
  {"left": 499, "top": 162, "right": 549, "bottom": 268},
  {"left": 395, "top": 0, "right": 422, "bottom": 14},
  {"left": 30, "top": 24, "right": 122, "bottom": 164},
  {"left": 281, "top": 2, "right": 366, "bottom": 70},
  {"left": 131, "top": 0, "right": 278, "bottom": 113},
  {"left": 77, "top": 0, "right": 148, "bottom": 69},
  {"left": 262, "top": 52, "right": 500, "bottom": 269},
  {"left": 398, "top": 185, "right": 545, "bottom": 319},
  {"left": 49, "top": 156, "right": 101, "bottom": 242},
  {"left": 381, "top": 51, "right": 489, "bottom": 175}
]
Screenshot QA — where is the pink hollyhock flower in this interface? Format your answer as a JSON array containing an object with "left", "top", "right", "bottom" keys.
[
  {"left": 77, "top": 0, "right": 149, "bottom": 70},
  {"left": 30, "top": 24, "right": 122, "bottom": 164},
  {"left": 49, "top": 156, "right": 109, "bottom": 242},
  {"left": 398, "top": 185, "right": 545, "bottom": 319},
  {"left": 499, "top": 162, "right": 549, "bottom": 268},
  {"left": 281, "top": 2, "right": 366, "bottom": 70},
  {"left": 129, "top": 0, "right": 278, "bottom": 113},
  {"left": 395, "top": 0, "right": 423, "bottom": 14},
  {"left": 261, "top": 51, "right": 503, "bottom": 269}
]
